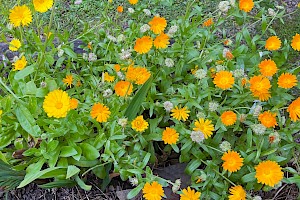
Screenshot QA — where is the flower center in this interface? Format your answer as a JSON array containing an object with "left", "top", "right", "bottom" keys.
[{"left": 55, "top": 102, "right": 63, "bottom": 109}]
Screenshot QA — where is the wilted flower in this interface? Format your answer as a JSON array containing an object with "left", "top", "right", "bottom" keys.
[
  {"left": 40, "top": 81, "right": 47, "bottom": 88},
  {"left": 172, "top": 179, "right": 181, "bottom": 193},
  {"left": 117, "top": 34, "right": 125, "bottom": 43},
  {"left": 74, "top": 0, "right": 82, "bottom": 4},
  {"left": 143, "top": 9, "right": 151, "bottom": 16},
  {"left": 163, "top": 101, "right": 173, "bottom": 112},
  {"left": 251, "top": 124, "right": 266, "bottom": 135},
  {"left": 252, "top": 196, "right": 262, "bottom": 200},
  {"left": 117, "top": 71, "right": 125, "bottom": 80},
  {"left": 223, "top": 39, "right": 233, "bottom": 46},
  {"left": 165, "top": 58, "right": 174, "bottom": 67},
  {"left": 82, "top": 53, "right": 88, "bottom": 60},
  {"left": 216, "top": 65, "right": 226, "bottom": 72},
  {"left": 88, "top": 53, "right": 97, "bottom": 61},
  {"left": 253, "top": 104, "right": 262, "bottom": 117},
  {"left": 196, "top": 112, "right": 206, "bottom": 119},
  {"left": 239, "top": 114, "right": 247, "bottom": 123},
  {"left": 268, "top": 8, "right": 276, "bottom": 16},
  {"left": 190, "top": 131, "right": 205, "bottom": 143},
  {"left": 167, "top": 25, "right": 178, "bottom": 36},
  {"left": 220, "top": 141, "right": 231, "bottom": 152},
  {"left": 269, "top": 131, "right": 280, "bottom": 144},
  {"left": 128, "top": 8, "right": 134, "bottom": 13},
  {"left": 6, "top": 23, "right": 13, "bottom": 30},
  {"left": 233, "top": 69, "right": 244, "bottom": 78},
  {"left": 223, "top": 48, "right": 234, "bottom": 59},
  {"left": 103, "top": 89, "right": 113, "bottom": 98},
  {"left": 118, "top": 118, "right": 128, "bottom": 128},
  {"left": 275, "top": 5, "right": 284, "bottom": 9},
  {"left": 57, "top": 49, "right": 64, "bottom": 57},
  {"left": 119, "top": 49, "right": 131, "bottom": 60},
  {"left": 107, "top": 35, "right": 117, "bottom": 42},
  {"left": 208, "top": 101, "right": 219, "bottom": 112},
  {"left": 229, "top": 0, "right": 235, "bottom": 6},
  {"left": 140, "top": 24, "right": 150, "bottom": 33},
  {"left": 194, "top": 69, "right": 207, "bottom": 79},
  {"left": 129, "top": 177, "right": 138, "bottom": 186},
  {"left": 196, "top": 172, "right": 207, "bottom": 183},
  {"left": 218, "top": 1, "right": 231, "bottom": 12}
]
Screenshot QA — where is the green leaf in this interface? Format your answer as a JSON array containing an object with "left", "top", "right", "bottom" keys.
[
  {"left": 60, "top": 146, "right": 78, "bottom": 157},
  {"left": 141, "top": 153, "right": 151, "bottom": 169},
  {"left": 241, "top": 172, "right": 256, "bottom": 183},
  {"left": 75, "top": 175, "right": 91, "bottom": 191},
  {"left": 66, "top": 165, "right": 80, "bottom": 179},
  {"left": 62, "top": 47, "right": 77, "bottom": 59},
  {"left": 185, "top": 159, "right": 201, "bottom": 175},
  {"left": 81, "top": 143, "right": 100, "bottom": 160},
  {"left": 127, "top": 184, "right": 144, "bottom": 199},
  {"left": 38, "top": 180, "right": 76, "bottom": 189},
  {"left": 25, "top": 81, "right": 37, "bottom": 95},
  {"left": 14, "top": 64, "right": 35, "bottom": 80}
]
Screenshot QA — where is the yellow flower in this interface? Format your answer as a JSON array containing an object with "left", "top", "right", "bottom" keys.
[
  {"left": 12, "top": 56, "right": 27, "bottom": 71},
  {"left": 69, "top": 98, "right": 78, "bottom": 109},
  {"left": 142, "top": 181, "right": 164, "bottom": 200},
  {"left": 222, "top": 150, "right": 244, "bottom": 172},
  {"left": 9, "top": 39, "right": 21, "bottom": 51},
  {"left": 90, "top": 103, "right": 110, "bottom": 123},
  {"left": 221, "top": 111, "right": 237, "bottom": 126},
  {"left": 228, "top": 185, "right": 246, "bottom": 200},
  {"left": 171, "top": 105, "right": 190, "bottom": 121},
  {"left": 265, "top": 36, "right": 281, "bottom": 51},
  {"left": 148, "top": 16, "right": 167, "bottom": 34},
  {"left": 9, "top": 5, "right": 32, "bottom": 27},
  {"left": 258, "top": 111, "right": 277, "bottom": 128},
  {"left": 128, "top": 0, "right": 138, "bottom": 5},
  {"left": 291, "top": 33, "right": 300, "bottom": 51},
  {"left": 258, "top": 59, "right": 277, "bottom": 77},
  {"left": 287, "top": 97, "right": 300, "bottom": 121},
  {"left": 180, "top": 187, "right": 201, "bottom": 200},
  {"left": 278, "top": 73, "right": 297, "bottom": 89},
  {"left": 126, "top": 66, "right": 151, "bottom": 85},
  {"left": 134, "top": 36, "right": 153, "bottom": 54},
  {"left": 76, "top": 80, "right": 82, "bottom": 87},
  {"left": 131, "top": 115, "right": 149, "bottom": 132},
  {"left": 255, "top": 160, "right": 283, "bottom": 187},
  {"left": 162, "top": 127, "right": 179, "bottom": 145},
  {"left": 0, "top": 110, "right": 3, "bottom": 116},
  {"left": 213, "top": 71, "right": 235, "bottom": 90},
  {"left": 63, "top": 75, "right": 73, "bottom": 87},
  {"left": 114, "top": 81, "right": 133, "bottom": 97},
  {"left": 202, "top": 18, "right": 213, "bottom": 27},
  {"left": 43, "top": 89, "right": 71, "bottom": 118},
  {"left": 117, "top": 6, "right": 123, "bottom": 13},
  {"left": 249, "top": 75, "right": 271, "bottom": 101},
  {"left": 104, "top": 72, "right": 115, "bottom": 82},
  {"left": 33, "top": 0, "right": 53, "bottom": 13},
  {"left": 239, "top": 0, "right": 254, "bottom": 12},
  {"left": 153, "top": 33, "right": 170, "bottom": 49},
  {"left": 193, "top": 118, "right": 214, "bottom": 139}
]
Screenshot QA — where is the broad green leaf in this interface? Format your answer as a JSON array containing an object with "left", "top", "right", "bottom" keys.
[
  {"left": 81, "top": 143, "right": 100, "bottom": 160},
  {"left": 60, "top": 146, "right": 78, "bottom": 157},
  {"left": 127, "top": 184, "right": 144, "bottom": 199},
  {"left": 38, "top": 180, "right": 76, "bottom": 189},
  {"left": 66, "top": 165, "right": 80, "bottom": 179},
  {"left": 62, "top": 47, "right": 77, "bottom": 59},
  {"left": 14, "top": 64, "right": 35, "bottom": 80},
  {"left": 75, "top": 175, "right": 91, "bottom": 191}
]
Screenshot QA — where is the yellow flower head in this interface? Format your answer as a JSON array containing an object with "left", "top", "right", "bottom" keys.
[
  {"left": 9, "top": 5, "right": 32, "bottom": 27},
  {"left": 154, "top": 33, "right": 170, "bottom": 49},
  {"left": 180, "top": 187, "right": 201, "bottom": 200},
  {"left": 258, "top": 59, "right": 277, "bottom": 77},
  {"left": 265, "top": 36, "right": 281, "bottom": 51},
  {"left": 148, "top": 16, "right": 167, "bottom": 34},
  {"left": 9, "top": 39, "right": 21, "bottom": 51},
  {"left": 249, "top": 75, "right": 271, "bottom": 101},
  {"left": 134, "top": 36, "right": 153, "bottom": 54},
  {"left": 202, "top": 18, "right": 214, "bottom": 27},
  {"left": 228, "top": 185, "right": 246, "bottom": 200},
  {"left": 162, "top": 127, "right": 179, "bottom": 145},
  {"left": 287, "top": 97, "right": 300, "bottom": 121},
  {"left": 291, "top": 33, "right": 300, "bottom": 51},
  {"left": 213, "top": 71, "right": 235, "bottom": 90},
  {"left": 221, "top": 111, "right": 237, "bottom": 126},
  {"left": 125, "top": 66, "right": 151, "bottom": 85},
  {"left": 239, "top": 0, "right": 254, "bottom": 12},
  {"left": 255, "top": 160, "right": 283, "bottom": 187},
  {"left": 104, "top": 72, "right": 115, "bottom": 82},
  {"left": 114, "top": 81, "right": 133, "bottom": 97},
  {"left": 63, "top": 75, "right": 73, "bottom": 87},
  {"left": 33, "top": 0, "right": 53, "bottom": 13},
  {"left": 278, "top": 73, "right": 297, "bottom": 89},
  {"left": 128, "top": 0, "right": 138, "bottom": 5},
  {"left": 12, "top": 56, "right": 27, "bottom": 71},
  {"left": 43, "top": 89, "right": 71, "bottom": 118},
  {"left": 90, "top": 103, "right": 110, "bottom": 123},
  {"left": 142, "top": 181, "right": 164, "bottom": 200},
  {"left": 131, "top": 115, "right": 149, "bottom": 132},
  {"left": 258, "top": 111, "right": 277, "bottom": 128},
  {"left": 193, "top": 118, "right": 214, "bottom": 139},
  {"left": 171, "top": 105, "right": 190, "bottom": 121},
  {"left": 117, "top": 6, "right": 123, "bottom": 13},
  {"left": 0, "top": 110, "right": 3, "bottom": 116},
  {"left": 69, "top": 98, "right": 78, "bottom": 110},
  {"left": 222, "top": 150, "right": 244, "bottom": 172}
]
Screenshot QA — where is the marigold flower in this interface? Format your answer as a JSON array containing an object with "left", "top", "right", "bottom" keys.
[
  {"left": 90, "top": 103, "right": 110, "bottom": 123},
  {"left": 128, "top": 0, "right": 138, "bottom": 5},
  {"left": 239, "top": 0, "right": 254, "bottom": 12},
  {"left": 114, "top": 64, "right": 121, "bottom": 72},
  {"left": 278, "top": 73, "right": 297, "bottom": 89},
  {"left": 134, "top": 36, "right": 153, "bottom": 54},
  {"left": 180, "top": 187, "right": 201, "bottom": 200},
  {"left": 222, "top": 150, "right": 244, "bottom": 172},
  {"left": 9, "top": 39, "right": 21, "bottom": 51},
  {"left": 63, "top": 75, "right": 73, "bottom": 87},
  {"left": 148, "top": 16, "right": 167, "bottom": 34},
  {"left": 87, "top": 42, "right": 92, "bottom": 50},
  {"left": 104, "top": 72, "right": 115, "bottom": 82},
  {"left": 258, "top": 59, "right": 277, "bottom": 77},
  {"left": 255, "top": 160, "right": 283, "bottom": 187},
  {"left": 265, "top": 36, "right": 281, "bottom": 51},
  {"left": 193, "top": 118, "right": 214, "bottom": 139},
  {"left": 162, "top": 127, "right": 179, "bottom": 145},
  {"left": 241, "top": 77, "right": 248, "bottom": 86},
  {"left": 43, "top": 89, "right": 71, "bottom": 118},
  {"left": 228, "top": 185, "right": 246, "bottom": 200},
  {"left": 213, "top": 71, "right": 235, "bottom": 90},
  {"left": 287, "top": 97, "right": 300, "bottom": 121},
  {"left": 131, "top": 115, "right": 149, "bottom": 132},
  {"left": 258, "top": 111, "right": 277, "bottom": 128},
  {"left": 249, "top": 75, "right": 271, "bottom": 101},
  {"left": 202, "top": 18, "right": 213, "bottom": 27},
  {"left": 76, "top": 80, "right": 82, "bottom": 87},
  {"left": 33, "top": 0, "right": 53, "bottom": 13},
  {"left": 114, "top": 81, "right": 133, "bottom": 97},
  {"left": 126, "top": 66, "right": 151, "bottom": 85},
  {"left": 223, "top": 48, "right": 234, "bottom": 60},
  {"left": 221, "top": 111, "right": 237, "bottom": 126},
  {"left": 171, "top": 105, "right": 190, "bottom": 121},
  {"left": 117, "top": 6, "right": 123, "bottom": 13},
  {"left": 153, "top": 33, "right": 169, "bottom": 49},
  {"left": 142, "top": 181, "right": 164, "bottom": 200},
  {"left": 69, "top": 98, "right": 78, "bottom": 109},
  {"left": 291, "top": 33, "right": 300, "bottom": 51},
  {"left": 12, "top": 56, "right": 27, "bottom": 71},
  {"left": 9, "top": 5, "right": 32, "bottom": 27}
]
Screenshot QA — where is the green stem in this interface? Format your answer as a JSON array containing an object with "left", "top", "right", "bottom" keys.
[
  {"left": 205, "top": 145, "right": 223, "bottom": 153},
  {"left": 0, "top": 78, "right": 21, "bottom": 102},
  {"left": 81, "top": 162, "right": 111, "bottom": 177}
]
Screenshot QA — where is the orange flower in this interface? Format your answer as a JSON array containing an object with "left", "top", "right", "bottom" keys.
[
  {"left": 117, "top": 6, "right": 123, "bottom": 13},
  {"left": 87, "top": 42, "right": 92, "bottom": 50},
  {"left": 221, "top": 111, "right": 237, "bottom": 126},
  {"left": 162, "top": 127, "right": 179, "bottom": 145},
  {"left": 202, "top": 18, "right": 213, "bottom": 27},
  {"left": 258, "top": 111, "right": 277, "bottom": 128},
  {"left": 255, "top": 160, "right": 283, "bottom": 187},
  {"left": 249, "top": 75, "right": 271, "bottom": 101},
  {"left": 69, "top": 98, "right": 78, "bottom": 109},
  {"left": 126, "top": 66, "right": 151, "bottom": 85},
  {"left": 287, "top": 97, "right": 300, "bottom": 121},
  {"left": 265, "top": 36, "right": 281, "bottom": 51},
  {"left": 222, "top": 150, "right": 243, "bottom": 172},
  {"left": 291, "top": 33, "right": 300, "bottom": 51},
  {"left": 258, "top": 59, "right": 277, "bottom": 77},
  {"left": 153, "top": 33, "right": 169, "bottom": 49},
  {"left": 90, "top": 103, "right": 110, "bottom": 123},
  {"left": 114, "top": 64, "right": 121, "bottom": 72},
  {"left": 143, "top": 181, "right": 164, "bottom": 200},
  {"left": 134, "top": 36, "right": 153, "bottom": 54},
  {"left": 213, "top": 71, "right": 235, "bottom": 90},
  {"left": 277, "top": 73, "right": 297, "bottom": 89},
  {"left": 228, "top": 185, "right": 246, "bottom": 200},
  {"left": 63, "top": 75, "right": 73, "bottom": 87},
  {"left": 148, "top": 16, "right": 167, "bottom": 34},
  {"left": 114, "top": 81, "right": 133, "bottom": 97},
  {"left": 241, "top": 77, "right": 248, "bottom": 87},
  {"left": 239, "top": 0, "right": 254, "bottom": 12}
]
